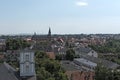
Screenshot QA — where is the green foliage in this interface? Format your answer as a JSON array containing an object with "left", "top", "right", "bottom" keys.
[
  {"left": 46, "top": 78, "right": 55, "bottom": 80},
  {"left": 8, "top": 61, "right": 19, "bottom": 69},
  {"left": 89, "top": 39, "right": 120, "bottom": 65},
  {"left": 37, "top": 67, "right": 52, "bottom": 80},
  {"left": 111, "top": 58, "right": 120, "bottom": 65},
  {"left": 55, "top": 54, "right": 63, "bottom": 60},
  {"left": 35, "top": 51, "right": 48, "bottom": 59},
  {"left": 42, "top": 60, "right": 61, "bottom": 74},
  {"left": 0, "top": 60, "right": 3, "bottom": 63},
  {"left": 5, "top": 53, "right": 19, "bottom": 69},
  {"left": 89, "top": 39, "right": 120, "bottom": 53},
  {"left": 95, "top": 64, "right": 109, "bottom": 80},
  {"left": 95, "top": 64, "right": 120, "bottom": 80},
  {"left": 54, "top": 72, "right": 68, "bottom": 80},
  {"left": 6, "top": 38, "right": 30, "bottom": 50},
  {"left": 35, "top": 51, "right": 68, "bottom": 80},
  {"left": 66, "top": 49, "right": 75, "bottom": 61}
]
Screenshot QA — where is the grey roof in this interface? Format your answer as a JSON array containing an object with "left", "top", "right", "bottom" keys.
[
  {"left": 74, "top": 47, "right": 92, "bottom": 54},
  {"left": 80, "top": 55, "right": 120, "bottom": 69},
  {"left": 61, "top": 61, "right": 81, "bottom": 71},
  {"left": 0, "top": 62, "right": 18, "bottom": 80},
  {"left": 74, "top": 58, "right": 97, "bottom": 67}
]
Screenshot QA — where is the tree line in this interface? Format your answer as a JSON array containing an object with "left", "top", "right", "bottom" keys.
[{"left": 6, "top": 38, "right": 30, "bottom": 50}]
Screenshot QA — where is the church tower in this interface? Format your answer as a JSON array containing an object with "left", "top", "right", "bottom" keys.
[{"left": 48, "top": 27, "right": 51, "bottom": 41}]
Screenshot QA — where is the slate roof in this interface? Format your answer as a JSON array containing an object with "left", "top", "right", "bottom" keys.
[
  {"left": 0, "top": 62, "right": 18, "bottom": 80},
  {"left": 74, "top": 58, "right": 97, "bottom": 68},
  {"left": 61, "top": 61, "right": 81, "bottom": 71},
  {"left": 74, "top": 47, "right": 92, "bottom": 54}
]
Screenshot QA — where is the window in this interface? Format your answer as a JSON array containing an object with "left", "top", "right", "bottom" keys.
[
  {"left": 26, "top": 62, "right": 29, "bottom": 73},
  {"left": 26, "top": 54, "right": 29, "bottom": 61}
]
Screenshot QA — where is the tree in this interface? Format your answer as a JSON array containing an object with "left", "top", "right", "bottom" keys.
[
  {"left": 6, "top": 38, "right": 30, "bottom": 50},
  {"left": 35, "top": 51, "right": 48, "bottom": 59},
  {"left": 37, "top": 67, "right": 52, "bottom": 80},
  {"left": 54, "top": 72, "right": 68, "bottom": 80},
  {"left": 55, "top": 54, "right": 64, "bottom": 60},
  {"left": 65, "top": 49, "right": 75, "bottom": 61},
  {"left": 89, "top": 39, "right": 120, "bottom": 53},
  {"left": 35, "top": 51, "right": 68, "bottom": 80},
  {"left": 42, "top": 59, "right": 61, "bottom": 74},
  {"left": 95, "top": 64, "right": 120, "bottom": 80},
  {"left": 95, "top": 64, "right": 109, "bottom": 80}
]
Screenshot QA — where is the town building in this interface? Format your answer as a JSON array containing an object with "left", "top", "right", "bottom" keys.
[
  {"left": 20, "top": 50, "right": 36, "bottom": 80},
  {"left": 74, "top": 47, "right": 98, "bottom": 58}
]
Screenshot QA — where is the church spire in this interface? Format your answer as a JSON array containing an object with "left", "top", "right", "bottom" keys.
[
  {"left": 48, "top": 27, "right": 51, "bottom": 41},
  {"left": 48, "top": 27, "right": 51, "bottom": 36}
]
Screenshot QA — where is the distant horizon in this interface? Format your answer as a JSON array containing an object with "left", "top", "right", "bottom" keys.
[{"left": 1, "top": 32, "right": 120, "bottom": 36}]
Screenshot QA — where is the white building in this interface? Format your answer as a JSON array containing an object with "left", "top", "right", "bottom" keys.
[{"left": 20, "top": 50, "right": 35, "bottom": 77}]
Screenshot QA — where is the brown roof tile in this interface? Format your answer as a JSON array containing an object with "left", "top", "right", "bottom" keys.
[{"left": 65, "top": 71, "right": 94, "bottom": 80}]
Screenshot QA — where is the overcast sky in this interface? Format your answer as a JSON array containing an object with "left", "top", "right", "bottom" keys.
[{"left": 0, "top": 0, "right": 120, "bottom": 34}]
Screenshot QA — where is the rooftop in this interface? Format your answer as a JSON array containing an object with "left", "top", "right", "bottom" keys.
[
  {"left": 0, "top": 62, "right": 18, "bottom": 80},
  {"left": 81, "top": 54, "right": 120, "bottom": 69},
  {"left": 74, "top": 58, "right": 97, "bottom": 67}
]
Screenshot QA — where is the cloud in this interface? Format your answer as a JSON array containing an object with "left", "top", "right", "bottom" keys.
[{"left": 76, "top": 1, "right": 88, "bottom": 7}]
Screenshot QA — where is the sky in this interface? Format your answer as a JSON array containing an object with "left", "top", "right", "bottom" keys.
[{"left": 0, "top": 0, "right": 120, "bottom": 34}]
